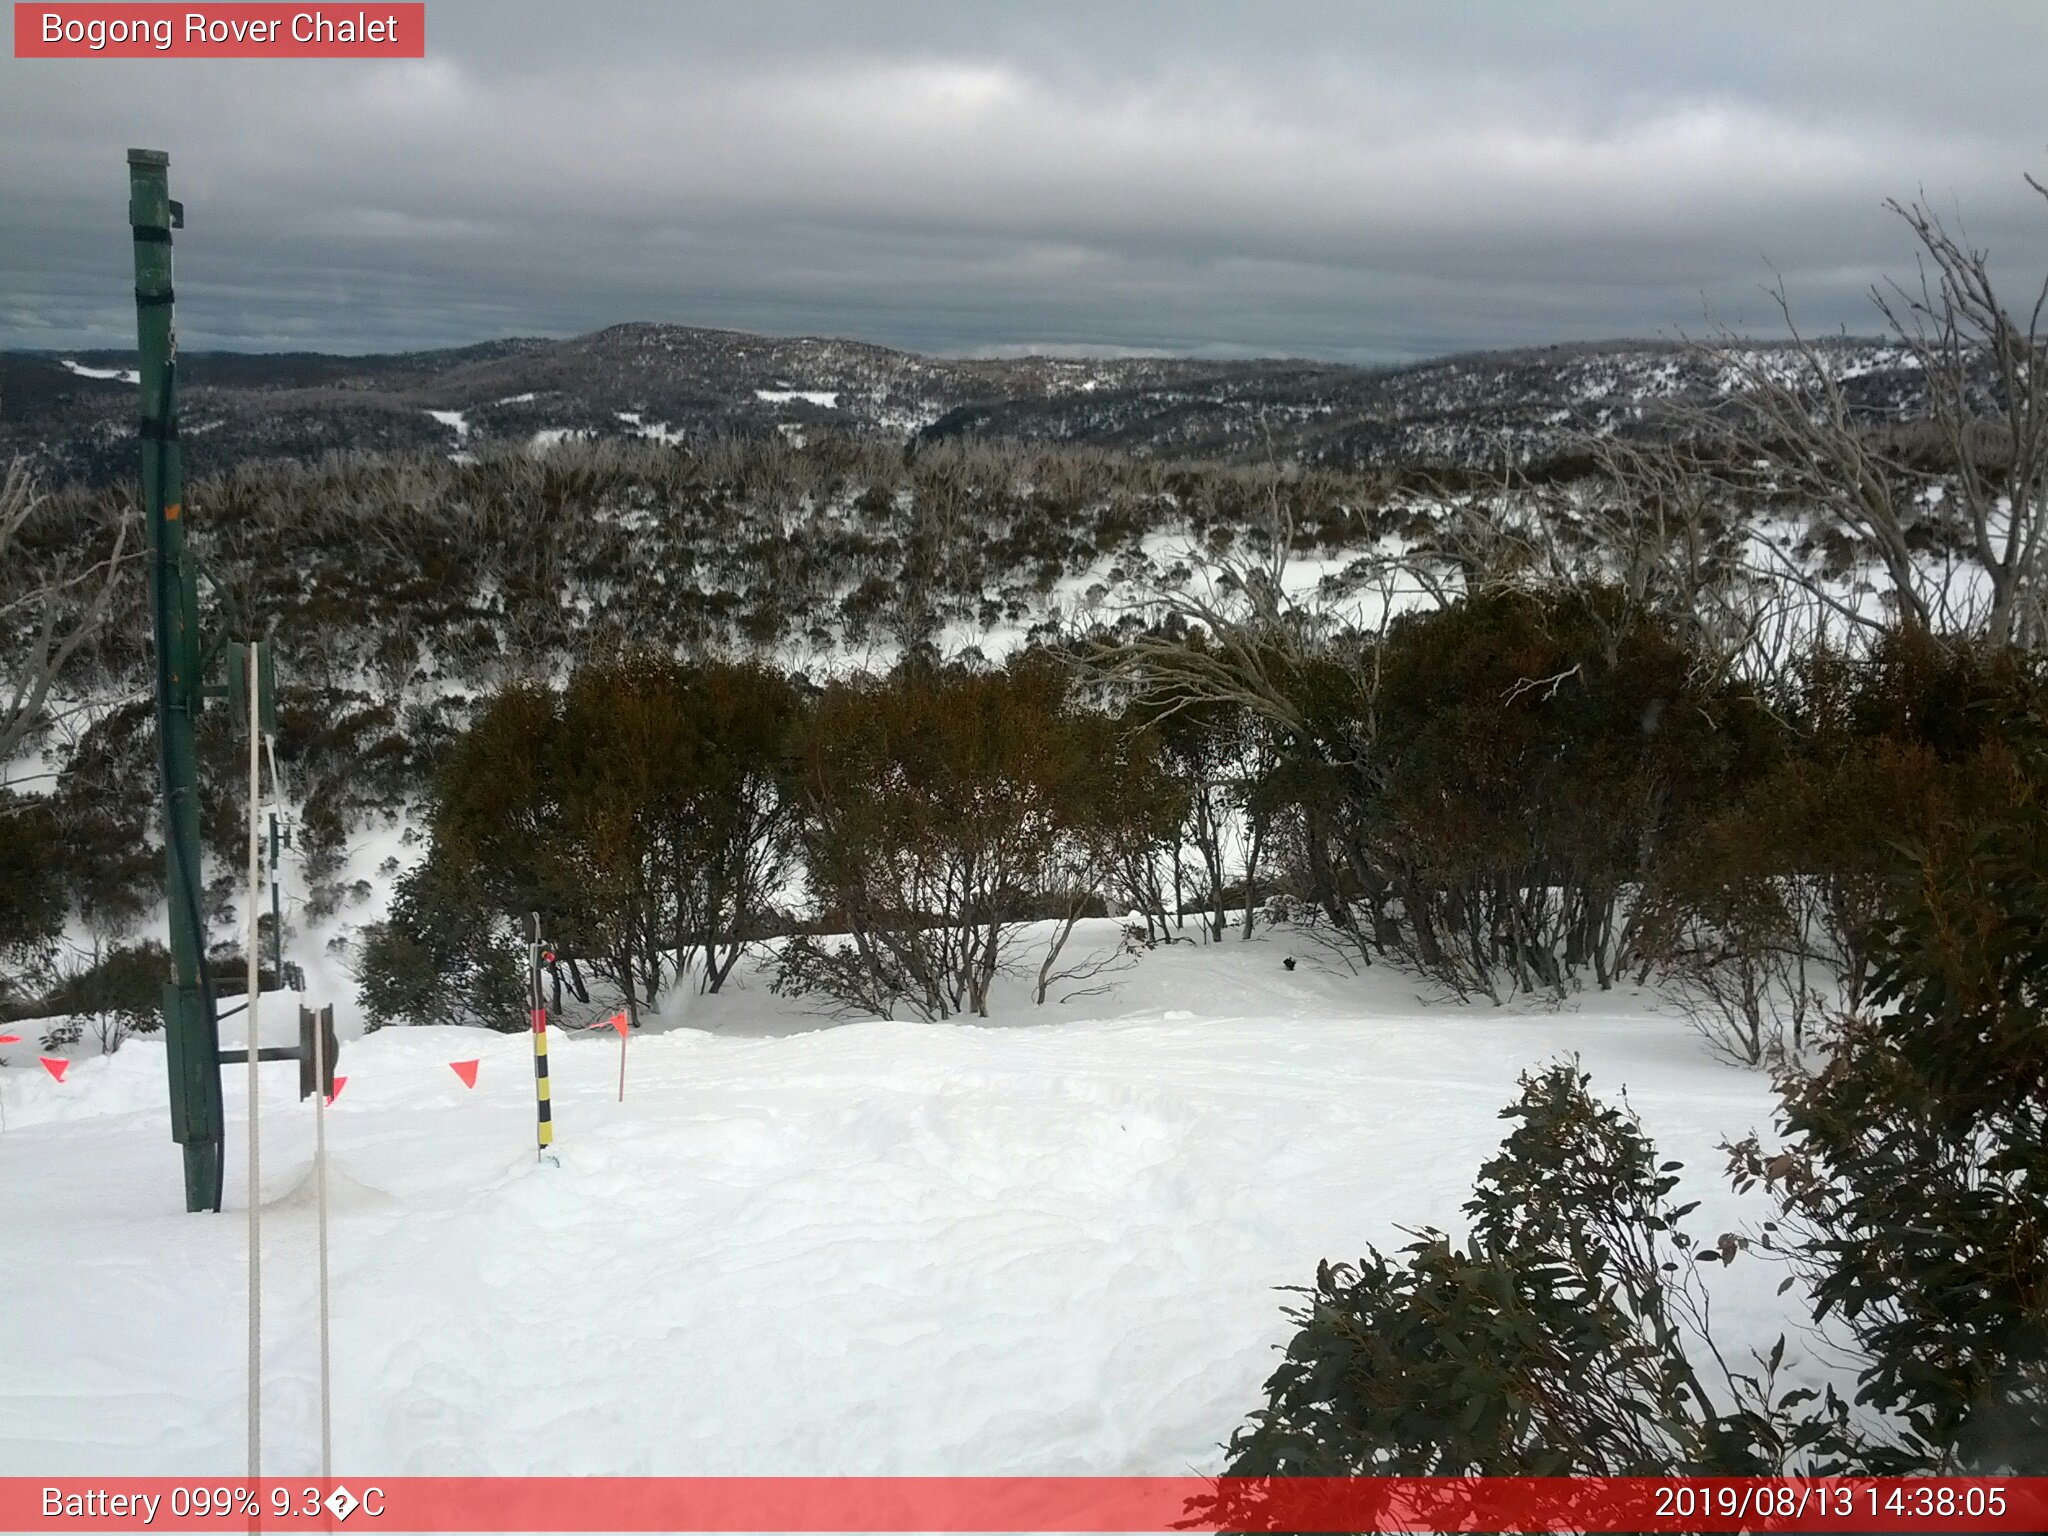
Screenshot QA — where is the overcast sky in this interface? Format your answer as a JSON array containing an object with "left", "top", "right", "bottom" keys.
[{"left": 4, "top": 1, "right": 2046, "bottom": 362}]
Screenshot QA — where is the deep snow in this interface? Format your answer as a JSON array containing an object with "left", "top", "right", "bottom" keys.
[{"left": 0, "top": 924, "right": 1803, "bottom": 1477}]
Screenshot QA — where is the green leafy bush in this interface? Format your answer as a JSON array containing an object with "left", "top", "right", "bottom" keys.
[
  {"left": 1222, "top": 1063, "right": 1856, "bottom": 1479},
  {"left": 357, "top": 853, "right": 525, "bottom": 1031},
  {"left": 40, "top": 940, "right": 170, "bottom": 1053}
]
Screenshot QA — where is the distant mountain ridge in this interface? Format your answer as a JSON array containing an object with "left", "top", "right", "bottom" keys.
[{"left": 1, "top": 322, "right": 1925, "bottom": 487}]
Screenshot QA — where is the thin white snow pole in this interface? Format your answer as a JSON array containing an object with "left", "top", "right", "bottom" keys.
[
  {"left": 245, "top": 641, "right": 263, "bottom": 1480},
  {"left": 311, "top": 1002, "right": 333, "bottom": 1479}
]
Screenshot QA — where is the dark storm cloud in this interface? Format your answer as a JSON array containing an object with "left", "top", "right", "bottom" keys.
[{"left": 3, "top": 0, "right": 2045, "bottom": 359}]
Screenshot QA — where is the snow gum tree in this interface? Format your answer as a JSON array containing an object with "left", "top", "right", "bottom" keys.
[
  {"left": 363, "top": 655, "right": 798, "bottom": 1028},
  {"left": 778, "top": 658, "right": 1116, "bottom": 1020},
  {"left": 1694, "top": 174, "right": 2048, "bottom": 649},
  {"left": 0, "top": 458, "right": 131, "bottom": 763}
]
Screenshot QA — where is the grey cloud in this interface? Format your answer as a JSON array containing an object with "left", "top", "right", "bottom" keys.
[{"left": 2, "top": 1, "right": 2044, "bottom": 359}]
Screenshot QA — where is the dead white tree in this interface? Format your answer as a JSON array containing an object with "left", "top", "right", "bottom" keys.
[
  {"left": 1442, "top": 436, "right": 1809, "bottom": 695},
  {"left": 1088, "top": 473, "right": 1450, "bottom": 958},
  {"left": 1873, "top": 181, "right": 2048, "bottom": 646},
  {"left": 0, "top": 460, "right": 133, "bottom": 766},
  {"left": 1700, "top": 175, "right": 2048, "bottom": 649},
  {"left": 1093, "top": 468, "right": 1403, "bottom": 743}
]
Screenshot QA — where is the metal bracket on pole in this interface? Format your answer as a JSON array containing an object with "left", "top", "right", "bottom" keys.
[{"left": 215, "top": 1008, "right": 338, "bottom": 1098}]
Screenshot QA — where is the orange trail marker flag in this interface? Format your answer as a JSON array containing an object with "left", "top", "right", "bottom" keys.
[
  {"left": 0, "top": 1033, "right": 21, "bottom": 1043},
  {"left": 40, "top": 1057, "right": 69, "bottom": 1083},
  {"left": 327, "top": 1076, "right": 347, "bottom": 1105},
  {"left": 606, "top": 1011, "right": 630, "bottom": 1101},
  {"left": 450, "top": 1059, "right": 479, "bottom": 1089}
]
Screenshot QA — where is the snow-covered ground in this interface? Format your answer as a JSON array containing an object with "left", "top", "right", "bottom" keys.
[{"left": 0, "top": 924, "right": 1803, "bottom": 1478}]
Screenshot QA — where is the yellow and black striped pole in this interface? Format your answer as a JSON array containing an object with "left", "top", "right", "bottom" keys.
[{"left": 527, "top": 912, "right": 554, "bottom": 1160}]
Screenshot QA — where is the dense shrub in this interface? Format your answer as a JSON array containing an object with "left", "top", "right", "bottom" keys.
[
  {"left": 0, "top": 792, "right": 67, "bottom": 986},
  {"left": 47, "top": 702, "right": 163, "bottom": 933},
  {"left": 1132, "top": 689, "right": 1275, "bottom": 942},
  {"left": 38, "top": 940, "right": 170, "bottom": 1053},
  {"left": 1363, "top": 587, "right": 1769, "bottom": 1000},
  {"left": 357, "top": 852, "right": 525, "bottom": 1031},
  {"left": 1114, "top": 581, "right": 1778, "bottom": 1002},
  {"left": 366, "top": 654, "right": 801, "bottom": 1027},
  {"left": 1637, "top": 633, "right": 2036, "bottom": 1062},
  {"left": 1728, "top": 711, "right": 2048, "bottom": 1472},
  {"left": 777, "top": 658, "right": 1126, "bottom": 1019}
]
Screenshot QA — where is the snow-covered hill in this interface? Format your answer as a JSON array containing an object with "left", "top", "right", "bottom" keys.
[{"left": 0, "top": 925, "right": 1808, "bottom": 1477}]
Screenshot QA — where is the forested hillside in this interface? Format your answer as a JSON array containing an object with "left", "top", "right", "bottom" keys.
[{"left": 3, "top": 325, "right": 1939, "bottom": 488}]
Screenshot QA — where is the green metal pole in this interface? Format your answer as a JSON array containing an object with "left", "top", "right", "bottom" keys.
[{"left": 130, "top": 148, "right": 224, "bottom": 1213}]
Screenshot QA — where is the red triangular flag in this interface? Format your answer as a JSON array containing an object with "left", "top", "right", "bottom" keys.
[
  {"left": 607, "top": 1012, "right": 630, "bottom": 1035},
  {"left": 0, "top": 1033, "right": 22, "bottom": 1043},
  {"left": 449, "top": 1059, "right": 479, "bottom": 1089},
  {"left": 40, "top": 1057, "right": 69, "bottom": 1083},
  {"left": 326, "top": 1075, "right": 347, "bottom": 1104}
]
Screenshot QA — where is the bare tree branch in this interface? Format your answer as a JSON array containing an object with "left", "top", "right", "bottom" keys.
[{"left": 0, "top": 459, "right": 135, "bottom": 764}]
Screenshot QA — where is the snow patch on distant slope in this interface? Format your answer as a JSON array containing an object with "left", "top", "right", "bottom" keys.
[
  {"left": 618, "top": 412, "right": 684, "bottom": 445},
  {"left": 424, "top": 409, "right": 469, "bottom": 439},
  {"left": 60, "top": 359, "right": 139, "bottom": 385},
  {"left": 756, "top": 389, "right": 840, "bottom": 408}
]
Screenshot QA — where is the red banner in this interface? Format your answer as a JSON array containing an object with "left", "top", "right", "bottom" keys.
[
  {"left": 13, "top": 5, "right": 424, "bottom": 58},
  {"left": 3, "top": 1477, "right": 2045, "bottom": 1532}
]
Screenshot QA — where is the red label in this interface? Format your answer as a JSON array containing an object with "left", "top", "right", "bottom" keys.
[
  {"left": 14, "top": 4, "right": 425, "bottom": 57},
  {"left": 0, "top": 1477, "right": 2043, "bottom": 1532}
]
